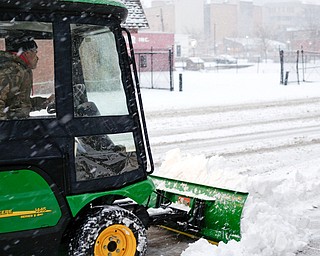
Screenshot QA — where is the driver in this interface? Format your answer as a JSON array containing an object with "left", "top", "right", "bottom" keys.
[{"left": 0, "top": 36, "right": 54, "bottom": 119}]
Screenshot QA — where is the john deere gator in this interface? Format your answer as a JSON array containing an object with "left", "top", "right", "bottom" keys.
[{"left": 0, "top": 0, "right": 248, "bottom": 255}]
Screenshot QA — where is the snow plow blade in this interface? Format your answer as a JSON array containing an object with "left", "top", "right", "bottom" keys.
[{"left": 148, "top": 175, "right": 248, "bottom": 243}]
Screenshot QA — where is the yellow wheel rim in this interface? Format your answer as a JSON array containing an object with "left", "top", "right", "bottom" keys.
[{"left": 94, "top": 224, "right": 137, "bottom": 256}]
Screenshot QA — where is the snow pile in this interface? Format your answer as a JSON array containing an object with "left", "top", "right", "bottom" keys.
[
  {"left": 155, "top": 148, "right": 248, "bottom": 192},
  {"left": 154, "top": 149, "right": 320, "bottom": 256},
  {"left": 233, "top": 174, "right": 309, "bottom": 256}
]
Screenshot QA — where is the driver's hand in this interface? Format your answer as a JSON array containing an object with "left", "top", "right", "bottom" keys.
[
  {"left": 44, "top": 94, "right": 55, "bottom": 114},
  {"left": 46, "top": 94, "right": 55, "bottom": 104},
  {"left": 40, "top": 94, "right": 55, "bottom": 107}
]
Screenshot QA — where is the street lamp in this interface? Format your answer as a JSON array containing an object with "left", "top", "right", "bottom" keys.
[
  {"left": 190, "top": 39, "right": 197, "bottom": 57},
  {"left": 155, "top": 8, "right": 164, "bottom": 32},
  {"left": 286, "top": 40, "right": 291, "bottom": 51},
  {"left": 245, "top": 35, "right": 249, "bottom": 58}
]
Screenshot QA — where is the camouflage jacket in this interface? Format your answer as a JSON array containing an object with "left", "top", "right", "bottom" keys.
[{"left": 0, "top": 51, "right": 47, "bottom": 119}]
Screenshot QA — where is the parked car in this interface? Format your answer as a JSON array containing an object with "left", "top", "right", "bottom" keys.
[{"left": 214, "top": 55, "right": 237, "bottom": 64}]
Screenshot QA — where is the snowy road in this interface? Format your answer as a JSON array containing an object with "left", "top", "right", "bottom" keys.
[
  {"left": 146, "top": 97, "right": 320, "bottom": 168},
  {"left": 146, "top": 227, "right": 194, "bottom": 256},
  {"left": 144, "top": 96, "right": 320, "bottom": 255}
]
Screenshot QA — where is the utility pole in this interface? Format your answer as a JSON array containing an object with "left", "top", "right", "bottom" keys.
[
  {"left": 160, "top": 8, "right": 164, "bottom": 32},
  {"left": 214, "top": 23, "right": 217, "bottom": 55}
]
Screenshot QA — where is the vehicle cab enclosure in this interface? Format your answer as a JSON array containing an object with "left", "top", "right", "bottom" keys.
[{"left": 0, "top": 0, "right": 154, "bottom": 255}]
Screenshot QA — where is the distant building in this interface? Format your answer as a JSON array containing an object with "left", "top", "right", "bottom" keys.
[
  {"left": 262, "top": 1, "right": 320, "bottom": 51},
  {"left": 144, "top": 0, "right": 263, "bottom": 57},
  {"left": 143, "top": 0, "right": 320, "bottom": 57},
  {"left": 185, "top": 57, "right": 205, "bottom": 71}
]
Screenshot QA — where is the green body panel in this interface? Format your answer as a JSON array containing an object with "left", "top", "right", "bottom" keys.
[
  {"left": 0, "top": 170, "right": 62, "bottom": 233},
  {"left": 67, "top": 177, "right": 155, "bottom": 217},
  {"left": 60, "top": 0, "right": 126, "bottom": 8},
  {"left": 150, "top": 175, "right": 248, "bottom": 243}
]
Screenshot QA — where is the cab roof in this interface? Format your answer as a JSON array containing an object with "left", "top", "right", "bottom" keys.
[
  {"left": 0, "top": 0, "right": 128, "bottom": 22},
  {"left": 61, "top": 0, "right": 126, "bottom": 8}
]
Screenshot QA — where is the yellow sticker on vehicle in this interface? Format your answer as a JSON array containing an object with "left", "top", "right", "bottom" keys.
[{"left": 0, "top": 207, "right": 52, "bottom": 219}]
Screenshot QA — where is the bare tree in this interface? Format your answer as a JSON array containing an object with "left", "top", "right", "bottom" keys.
[{"left": 255, "top": 25, "right": 274, "bottom": 62}]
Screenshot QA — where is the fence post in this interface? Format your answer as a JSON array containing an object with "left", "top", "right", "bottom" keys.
[
  {"left": 301, "top": 47, "right": 305, "bottom": 82},
  {"left": 280, "top": 50, "right": 284, "bottom": 84},
  {"left": 296, "top": 50, "right": 300, "bottom": 85},
  {"left": 151, "top": 47, "right": 154, "bottom": 89},
  {"left": 284, "top": 71, "right": 289, "bottom": 85},
  {"left": 169, "top": 48, "right": 174, "bottom": 91},
  {"left": 179, "top": 73, "right": 183, "bottom": 91}
]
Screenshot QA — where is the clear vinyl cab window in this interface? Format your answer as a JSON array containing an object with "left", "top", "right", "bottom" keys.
[
  {"left": 0, "top": 20, "right": 55, "bottom": 120},
  {"left": 71, "top": 24, "right": 128, "bottom": 118},
  {"left": 75, "top": 132, "right": 138, "bottom": 181},
  {"left": 70, "top": 24, "right": 139, "bottom": 181}
]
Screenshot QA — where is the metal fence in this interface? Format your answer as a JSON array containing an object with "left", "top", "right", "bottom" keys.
[
  {"left": 135, "top": 47, "right": 174, "bottom": 91},
  {"left": 280, "top": 49, "right": 320, "bottom": 85}
]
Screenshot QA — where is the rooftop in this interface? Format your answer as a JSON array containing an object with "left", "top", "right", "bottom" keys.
[{"left": 122, "top": 0, "right": 149, "bottom": 29}]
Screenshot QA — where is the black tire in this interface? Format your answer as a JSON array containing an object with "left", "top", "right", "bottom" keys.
[{"left": 68, "top": 206, "right": 147, "bottom": 256}]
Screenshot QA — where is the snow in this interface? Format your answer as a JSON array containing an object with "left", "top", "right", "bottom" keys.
[
  {"left": 141, "top": 62, "right": 320, "bottom": 255},
  {"left": 142, "top": 63, "right": 320, "bottom": 112},
  {"left": 155, "top": 149, "right": 248, "bottom": 192}
]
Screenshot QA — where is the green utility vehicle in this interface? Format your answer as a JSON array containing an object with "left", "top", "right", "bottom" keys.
[{"left": 0, "top": 0, "right": 248, "bottom": 255}]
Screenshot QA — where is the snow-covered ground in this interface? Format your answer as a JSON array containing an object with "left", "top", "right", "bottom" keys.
[{"left": 141, "top": 63, "right": 320, "bottom": 255}]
